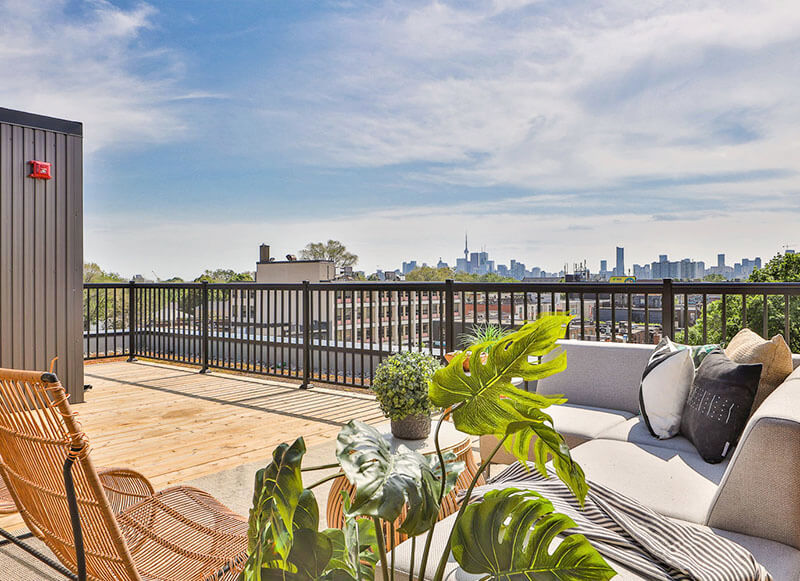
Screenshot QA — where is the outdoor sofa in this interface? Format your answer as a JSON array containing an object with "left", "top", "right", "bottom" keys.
[{"left": 394, "top": 339, "right": 800, "bottom": 579}]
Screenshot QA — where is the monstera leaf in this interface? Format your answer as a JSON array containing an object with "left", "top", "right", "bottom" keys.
[
  {"left": 451, "top": 488, "right": 616, "bottom": 580},
  {"left": 336, "top": 420, "right": 464, "bottom": 536},
  {"left": 429, "top": 315, "right": 571, "bottom": 437},
  {"left": 244, "top": 437, "right": 307, "bottom": 578},
  {"left": 245, "top": 443, "right": 378, "bottom": 581},
  {"left": 430, "top": 316, "right": 588, "bottom": 503},
  {"left": 504, "top": 419, "right": 588, "bottom": 506},
  {"left": 323, "top": 495, "right": 379, "bottom": 581}
]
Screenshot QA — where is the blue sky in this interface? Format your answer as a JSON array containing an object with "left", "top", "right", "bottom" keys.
[{"left": 2, "top": 0, "right": 800, "bottom": 278}]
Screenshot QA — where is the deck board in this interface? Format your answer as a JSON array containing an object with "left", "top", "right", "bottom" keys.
[{"left": 0, "top": 360, "right": 384, "bottom": 531}]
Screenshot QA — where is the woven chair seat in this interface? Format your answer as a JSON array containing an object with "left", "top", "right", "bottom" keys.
[
  {"left": 116, "top": 486, "right": 248, "bottom": 581},
  {"left": 0, "top": 477, "right": 16, "bottom": 514}
]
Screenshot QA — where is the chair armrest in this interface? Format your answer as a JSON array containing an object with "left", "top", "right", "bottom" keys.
[
  {"left": 97, "top": 467, "right": 155, "bottom": 514},
  {"left": 706, "top": 374, "right": 800, "bottom": 549}
]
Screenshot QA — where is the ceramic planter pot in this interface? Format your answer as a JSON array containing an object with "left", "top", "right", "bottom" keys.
[
  {"left": 444, "top": 350, "right": 487, "bottom": 372},
  {"left": 391, "top": 413, "right": 431, "bottom": 440}
]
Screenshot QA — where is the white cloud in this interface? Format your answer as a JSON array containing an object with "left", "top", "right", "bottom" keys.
[
  {"left": 265, "top": 0, "right": 800, "bottom": 194},
  {"left": 0, "top": 0, "right": 192, "bottom": 152}
]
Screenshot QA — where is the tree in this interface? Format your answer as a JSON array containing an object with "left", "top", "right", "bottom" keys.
[
  {"left": 702, "top": 273, "right": 725, "bottom": 282},
  {"left": 299, "top": 240, "right": 358, "bottom": 269},
  {"left": 404, "top": 266, "right": 517, "bottom": 282},
  {"left": 194, "top": 269, "right": 254, "bottom": 283},
  {"left": 687, "top": 253, "right": 800, "bottom": 351},
  {"left": 83, "top": 263, "right": 125, "bottom": 333},
  {"left": 83, "top": 262, "right": 124, "bottom": 283},
  {"left": 405, "top": 266, "right": 455, "bottom": 281}
]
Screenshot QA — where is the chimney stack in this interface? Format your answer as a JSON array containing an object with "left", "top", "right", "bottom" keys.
[{"left": 259, "top": 244, "right": 270, "bottom": 263}]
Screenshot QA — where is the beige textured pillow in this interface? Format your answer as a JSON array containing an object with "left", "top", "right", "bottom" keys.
[{"left": 725, "top": 328, "right": 793, "bottom": 413}]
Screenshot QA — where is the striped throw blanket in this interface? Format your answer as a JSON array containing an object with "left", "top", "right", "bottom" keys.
[{"left": 472, "top": 463, "right": 771, "bottom": 581}]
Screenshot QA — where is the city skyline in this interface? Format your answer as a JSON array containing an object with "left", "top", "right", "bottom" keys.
[{"left": 391, "top": 239, "right": 781, "bottom": 282}]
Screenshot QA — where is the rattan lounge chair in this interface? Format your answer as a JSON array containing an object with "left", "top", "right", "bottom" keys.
[{"left": 0, "top": 368, "right": 248, "bottom": 581}]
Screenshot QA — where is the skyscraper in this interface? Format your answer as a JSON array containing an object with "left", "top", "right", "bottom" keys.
[
  {"left": 464, "top": 233, "right": 469, "bottom": 261},
  {"left": 717, "top": 254, "right": 725, "bottom": 268},
  {"left": 615, "top": 247, "right": 625, "bottom": 277}
]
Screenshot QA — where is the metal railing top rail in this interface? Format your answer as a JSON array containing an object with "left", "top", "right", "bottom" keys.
[{"left": 83, "top": 280, "right": 800, "bottom": 293}]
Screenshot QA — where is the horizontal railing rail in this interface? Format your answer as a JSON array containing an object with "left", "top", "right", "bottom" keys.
[{"left": 83, "top": 279, "right": 800, "bottom": 388}]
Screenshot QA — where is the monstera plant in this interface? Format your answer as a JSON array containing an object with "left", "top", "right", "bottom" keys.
[{"left": 241, "top": 315, "right": 616, "bottom": 581}]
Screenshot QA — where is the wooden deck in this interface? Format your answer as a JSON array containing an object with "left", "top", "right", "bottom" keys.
[{"left": 0, "top": 360, "right": 384, "bottom": 531}]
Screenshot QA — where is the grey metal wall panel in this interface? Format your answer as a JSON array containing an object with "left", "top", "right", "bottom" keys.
[{"left": 0, "top": 112, "right": 84, "bottom": 402}]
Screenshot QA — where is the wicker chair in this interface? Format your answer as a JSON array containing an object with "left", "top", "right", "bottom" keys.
[{"left": 0, "top": 368, "right": 249, "bottom": 581}]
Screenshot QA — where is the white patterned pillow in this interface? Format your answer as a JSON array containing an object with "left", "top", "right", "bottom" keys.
[{"left": 639, "top": 337, "right": 695, "bottom": 439}]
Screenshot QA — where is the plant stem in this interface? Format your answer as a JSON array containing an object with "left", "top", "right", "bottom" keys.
[
  {"left": 416, "top": 528, "right": 434, "bottom": 581},
  {"left": 306, "top": 472, "right": 341, "bottom": 490},
  {"left": 431, "top": 434, "right": 508, "bottom": 581},
  {"left": 434, "top": 403, "right": 462, "bottom": 505},
  {"left": 408, "top": 535, "right": 416, "bottom": 581},
  {"left": 374, "top": 517, "right": 390, "bottom": 581},
  {"left": 389, "top": 522, "right": 396, "bottom": 581},
  {"left": 301, "top": 462, "right": 340, "bottom": 472},
  {"left": 417, "top": 403, "right": 462, "bottom": 581}
]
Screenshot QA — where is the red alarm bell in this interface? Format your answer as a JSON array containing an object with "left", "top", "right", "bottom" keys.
[{"left": 28, "top": 160, "right": 52, "bottom": 180}]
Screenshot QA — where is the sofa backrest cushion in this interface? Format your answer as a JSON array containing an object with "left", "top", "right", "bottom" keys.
[
  {"left": 725, "top": 328, "right": 794, "bottom": 416},
  {"left": 706, "top": 366, "right": 800, "bottom": 549},
  {"left": 537, "top": 340, "right": 652, "bottom": 414}
]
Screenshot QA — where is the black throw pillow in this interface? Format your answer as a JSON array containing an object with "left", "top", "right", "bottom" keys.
[{"left": 680, "top": 349, "right": 761, "bottom": 464}]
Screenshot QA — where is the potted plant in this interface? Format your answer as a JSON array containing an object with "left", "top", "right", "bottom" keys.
[
  {"left": 444, "top": 322, "right": 511, "bottom": 371},
  {"left": 371, "top": 351, "right": 441, "bottom": 439}
]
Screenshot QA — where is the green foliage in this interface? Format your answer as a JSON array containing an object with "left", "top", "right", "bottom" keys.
[
  {"left": 404, "top": 266, "right": 516, "bottom": 282},
  {"left": 458, "top": 322, "right": 510, "bottom": 349},
  {"left": 336, "top": 420, "right": 464, "bottom": 536},
  {"left": 299, "top": 240, "right": 358, "bottom": 269},
  {"left": 430, "top": 315, "right": 588, "bottom": 505},
  {"left": 244, "top": 437, "right": 380, "bottom": 581},
  {"left": 194, "top": 269, "right": 254, "bottom": 283},
  {"left": 83, "top": 263, "right": 126, "bottom": 333},
  {"left": 371, "top": 351, "right": 441, "bottom": 420},
  {"left": 83, "top": 262, "right": 124, "bottom": 283},
  {"left": 404, "top": 266, "right": 456, "bottom": 281},
  {"left": 750, "top": 252, "right": 800, "bottom": 282},
  {"left": 245, "top": 438, "right": 306, "bottom": 572},
  {"left": 451, "top": 488, "right": 615, "bottom": 580},
  {"left": 687, "top": 253, "right": 800, "bottom": 352},
  {"left": 702, "top": 273, "right": 726, "bottom": 282}
]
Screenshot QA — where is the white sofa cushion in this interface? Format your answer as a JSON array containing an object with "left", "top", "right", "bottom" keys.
[
  {"left": 597, "top": 416, "right": 699, "bottom": 454},
  {"left": 638, "top": 338, "right": 695, "bottom": 439},
  {"left": 479, "top": 403, "right": 633, "bottom": 464},
  {"left": 538, "top": 340, "right": 653, "bottom": 414},
  {"left": 568, "top": 439, "right": 729, "bottom": 524}
]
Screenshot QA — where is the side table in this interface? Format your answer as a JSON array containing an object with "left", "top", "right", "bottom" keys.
[{"left": 325, "top": 421, "right": 484, "bottom": 547}]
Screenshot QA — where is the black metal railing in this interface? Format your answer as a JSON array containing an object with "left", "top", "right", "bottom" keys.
[{"left": 83, "top": 279, "right": 800, "bottom": 388}]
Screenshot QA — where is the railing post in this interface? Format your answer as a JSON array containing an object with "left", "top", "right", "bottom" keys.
[
  {"left": 662, "top": 278, "right": 674, "bottom": 339},
  {"left": 127, "top": 281, "right": 137, "bottom": 362},
  {"left": 445, "top": 279, "right": 455, "bottom": 354},
  {"left": 300, "top": 281, "right": 312, "bottom": 389},
  {"left": 200, "top": 281, "right": 210, "bottom": 373}
]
